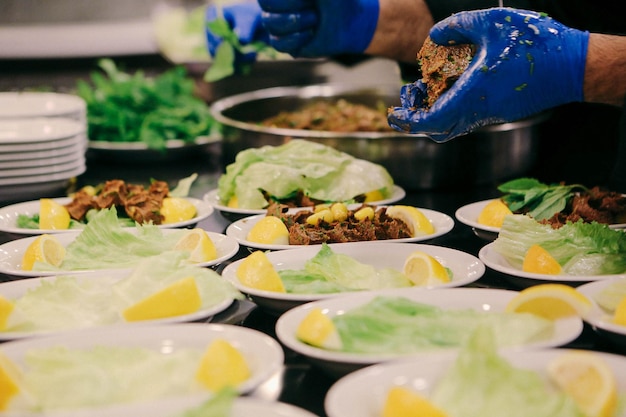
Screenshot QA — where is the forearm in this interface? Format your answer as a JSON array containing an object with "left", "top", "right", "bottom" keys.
[
  {"left": 584, "top": 33, "right": 626, "bottom": 107},
  {"left": 365, "top": 0, "right": 434, "bottom": 63}
]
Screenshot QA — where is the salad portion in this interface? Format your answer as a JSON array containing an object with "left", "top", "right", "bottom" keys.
[
  {"left": 217, "top": 140, "right": 396, "bottom": 210},
  {"left": 0, "top": 252, "right": 242, "bottom": 335}
]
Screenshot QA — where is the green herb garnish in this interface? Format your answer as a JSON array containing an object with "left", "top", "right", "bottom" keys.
[
  {"left": 204, "top": 17, "right": 280, "bottom": 82},
  {"left": 498, "top": 177, "right": 588, "bottom": 221},
  {"left": 76, "top": 59, "right": 218, "bottom": 151}
]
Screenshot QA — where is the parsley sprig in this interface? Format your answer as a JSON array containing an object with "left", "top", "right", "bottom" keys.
[{"left": 498, "top": 177, "right": 588, "bottom": 221}]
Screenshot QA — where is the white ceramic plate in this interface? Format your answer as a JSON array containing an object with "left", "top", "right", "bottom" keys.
[
  {"left": 0, "top": 134, "right": 86, "bottom": 153},
  {"left": 479, "top": 242, "right": 626, "bottom": 284},
  {"left": 203, "top": 185, "right": 407, "bottom": 217},
  {"left": 0, "top": 230, "right": 239, "bottom": 278},
  {"left": 221, "top": 242, "right": 485, "bottom": 314},
  {"left": 324, "top": 348, "right": 626, "bottom": 417},
  {"left": 0, "top": 141, "right": 84, "bottom": 162},
  {"left": 275, "top": 287, "right": 583, "bottom": 377},
  {"left": 0, "top": 164, "right": 86, "bottom": 187},
  {"left": 226, "top": 207, "right": 455, "bottom": 250},
  {"left": 0, "top": 197, "right": 215, "bottom": 235},
  {"left": 0, "top": 149, "right": 83, "bottom": 170},
  {"left": 0, "top": 324, "right": 284, "bottom": 413},
  {"left": 577, "top": 277, "right": 626, "bottom": 350},
  {"left": 0, "top": 117, "right": 85, "bottom": 143},
  {"left": 456, "top": 199, "right": 626, "bottom": 241},
  {"left": 0, "top": 158, "right": 85, "bottom": 178},
  {"left": 0, "top": 271, "right": 237, "bottom": 340},
  {"left": 0, "top": 92, "right": 86, "bottom": 119}
]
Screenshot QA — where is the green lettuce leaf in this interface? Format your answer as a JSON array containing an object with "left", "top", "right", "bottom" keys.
[
  {"left": 493, "top": 215, "right": 626, "bottom": 275},
  {"left": 330, "top": 296, "right": 553, "bottom": 354},
  {"left": 217, "top": 140, "right": 394, "bottom": 209},
  {"left": 430, "top": 326, "right": 584, "bottom": 417}
]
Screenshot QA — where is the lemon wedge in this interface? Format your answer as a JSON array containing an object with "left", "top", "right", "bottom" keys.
[
  {"left": 174, "top": 228, "right": 217, "bottom": 263},
  {"left": 39, "top": 198, "right": 70, "bottom": 230},
  {"left": 403, "top": 250, "right": 451, "bottom": 286},
  {"left": 236, "top": 251, "right": 286, "bottom": 293},
  {"left": 0, "top": 296, "right": 14, "bottom": 331},
  {"left": 522, "top": 244, "right": 562, "bottom": 275},
  {"left": 364, "top": 189, "right": 385, "bottom": 203},
  {"left": 196, "top": 338, "right": 251, "bottom": 392},
  {"left": 382, "top": 386, "right": 448, "bottom": 417},
  {"left": 21, "top": 234, "right": 66, "bottom": 271},
  {"left": 296, "top": 307, "right": 342, "bottom": 350},
  {"left": 0, "top": 352, "right": 21, "bottom": 411},
  {"left": 160, "top": 197, "right": 197, "bottom": 224},
  {"left": 227, "top": 195, "right": 238, "bottom": 208},
  {"left": 547, "top": 351, "right": 618, "bottom": 417},
  {"left": 386, "top": 205, "right": 434, "bottom": 236},
  {"left": 504, "top": 283, "right": 592, "bottom": 320},
  {"left": 613, "top": 295, "right": 626, "bottom": 326},
  {"left": 122, "top": 276, "right": 202, "bottom": 321},
  {"left": 476, "top": 199, "right": 512, "bottom": 228},
  {"left": 246, "top": 216, "right": 290, "bottom": 245}
]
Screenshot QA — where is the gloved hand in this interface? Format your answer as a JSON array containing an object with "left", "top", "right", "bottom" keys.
[
  {"left": 387, "top": 7, "right": 590, "bottom": 142},
  {"left": 205, "top": 2, "right": 269, "bottom": 63},
  {"left": 258, "top": 0, "right": 379, "bottom": 57}
]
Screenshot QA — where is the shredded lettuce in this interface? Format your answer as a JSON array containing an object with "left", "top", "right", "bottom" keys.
[
  {"left": 278, "top": 243, "right": 411, "bottom": 294},
  {"left": 493, "top": 215, "right": 626, "bottom": 275},
  {"left": 33, "top": 207, "right": 187, "bottom": 272},
  {"left": 7, "top": 252, "right": 242, "bottom": 332},
  {"left": 430, "top": 326, "right": 584, "bottom": 417},
  {"left": 329, "top": 296, "right": 553, "bottom": 354},
  {"left": 593, "top": 279, "right": 626, "bottom": 312},
  {"left": 217, "top": 140, "right": 394, "bottom": 209},
  {"left": 6, "top": 345, "right": 206, "bottom": 412},
  {"left": 172, "top": 388, "right": 237, "bottom": 417}
]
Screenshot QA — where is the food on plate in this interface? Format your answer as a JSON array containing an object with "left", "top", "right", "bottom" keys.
[
  {"left": 495, "top": 177, "right": 626, "bottom": 226},
  {"left": 295, "top": 295, "right": 554, "bottom": 352},
  {"left": 382, "top": 386, "right": 447, "bottom": 417},
  {"left": 590, "top": 279, "right": 626, "bottom": 313},
  {"left": 261, "top": 204, "right": 433, "bottom": 245},
  {"left": 0, "top": 339, "right": 249, "bottom": 412},
  {"left": 236, "top": 251, "right": 286, "bottom": 293},
  {"left": 296, "top": 307, "right": 342, "bottom": 350},
  {"left": 168, "top": 388, "right": 237, "bottom": 417},
  {"left": 493, "top": 214, "right": 626, "bottom": 276},
  {"left": 76, "top": 59, "right": 218, "bottom": 150},
  {"left": 217, "top": 139, "right": 395, "bottom": 210},
  {"left": 260, "top": 99, "right": 394, "bottom": 132},
  {"left": 547, "top": 351, "right": 618, "bottom": 417},
  {"left": 16, "top": 174, "right": 199, "bottom": 229},
  {"left": 246, "top": 216, "right": 290, "bottom": 245},
  {"left": 22, "top": 208, "right": 218, "bottom": 272},
  {"left": 504, "top": 283, "right": 592, "bottom": 320},
  {"left": 236, "top": 244, "right": 432, "bottom": 294},
  {"left": 522, "top": 244, "right": 562, "bottom": 275},
  {"left": 196, "top": 338, "right": 251, "bottom": 391},
  {"left": 476, "top": 199, "right": 513, "bottom": 227},
  {"left": 613, "top": 297, "right": 626, "bottom": 326},
  {"left": 379, "top": 327, "right": 618, "bottom": 417},
  {"left": 3, "top": 252, "right": 242, "bottom": 332},
  {"left": 417, "top": 36, "right": 475, "bottom": 108},
  {"left": 38, "top": 198, "right": 71, "bottom": 230},
  {"left": 402, "top": 250, "right": 451, "bottom": 286},
  {"left": 21, "top": 234, "right": 66, "bottom": 271}
]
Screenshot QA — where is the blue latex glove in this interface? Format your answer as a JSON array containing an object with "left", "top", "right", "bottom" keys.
[
  {"left": 258, "top": 0, "right": 379, "bottom": 57},
  {"left": 205, "top": 2, "right": 269, "bottom": 63},
  {"left": 388, "top": 8, "right": 590, "bottom": 142}
]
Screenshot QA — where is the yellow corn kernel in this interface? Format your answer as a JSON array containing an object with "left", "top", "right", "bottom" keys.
[
  {"left": 354, "top": 207, "right": 375, "bottom": 222},
  {"left": 314, "top": 204, "right": 330, "bottom": 213},
  {"left": 330, "top": 203, "right": 348, "bottom": 222},
  {"left": 306, "top": 209, "right": 334, "bottom": 225}
]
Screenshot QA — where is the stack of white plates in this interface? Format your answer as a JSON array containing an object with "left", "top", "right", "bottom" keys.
[{"left": 0, "top": 92, "right": 88, "bottom": 204}]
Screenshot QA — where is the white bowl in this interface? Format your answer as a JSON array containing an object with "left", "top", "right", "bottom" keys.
[{"left": 220, "top": 242, "right": 485, "bottom": 314}]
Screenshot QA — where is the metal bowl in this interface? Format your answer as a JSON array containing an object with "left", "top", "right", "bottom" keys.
[{"left": 210, "top": 84, "right": 548, "bottom": 190}]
